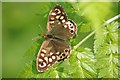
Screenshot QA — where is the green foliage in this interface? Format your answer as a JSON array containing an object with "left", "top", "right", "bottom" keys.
[
  {"left": 94, "top": 22, "right": 119, "bottom": 78},
  {"left": 3, "top": 2, "right": 119, "bottom": 78}
]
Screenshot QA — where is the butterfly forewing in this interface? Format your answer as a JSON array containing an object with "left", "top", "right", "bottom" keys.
[
  {"left": 36, "top": 40, "right": 57, "bottom": 72},
  {"left": 47, "top": 5, "right": 68, "bottom": 32},
  {"left": 36, "top": 39, "right": 71, "bottom": 72},
  {"left": 47, "top": 5, "right": 77, "bottom": 40}
]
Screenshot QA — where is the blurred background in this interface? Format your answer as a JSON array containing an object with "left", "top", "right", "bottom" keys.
[
  {"left": 2, "top": 2, "right": 118, "bottom": 78},
  {"left": 2, "top": 2, "right": 51, "bottom": 77}
]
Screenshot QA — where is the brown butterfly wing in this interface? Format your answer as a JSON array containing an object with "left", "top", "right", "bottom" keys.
[
  {"left": 36, "top": 39, "right": 71, "bottom": 72},
  {"left": 47, "top": 5, "right": 68, "bottom": 32},
  {"left": 47, "top": 5, "right": 77, "bottom": 40},
  {"left": 36, "top": 40, "right": 57, "bottom": 72},
  {"left": 51, "top": 39, "right": 71, "bottom": 62}
]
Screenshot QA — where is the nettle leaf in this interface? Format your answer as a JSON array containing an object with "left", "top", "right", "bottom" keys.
[{"left": 94, "top": 22, "right": 119, "bottom": 78}]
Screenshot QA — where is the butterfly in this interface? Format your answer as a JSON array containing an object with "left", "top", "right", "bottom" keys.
[{"left": 36, "top": 5, "right": 77, "bottom": 72}]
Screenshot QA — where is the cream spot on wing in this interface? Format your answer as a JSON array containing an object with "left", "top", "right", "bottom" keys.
[
  {"left": 50, "top": 52, "right": 53, "bottom": 55},
  {"left": 38, "top": 70, "right": 42, "bottom": 72},
  {"left": 41, "top": 53, "right": 44, "bottom": 57},
  {"left": 56, "top": 15, "right": 60, "bottom": 19},
  {"left": 39, "top": 59, "right": 43, "bottom": 62},
  {"left": 62, "top": 12, "right": 65, "bottom": 14},
  {"left": 56, "top": 52, "right": 59, "bottom": 55},
  {"left": 49, "top": 21, "right": 54, "bottom": 24},
  {"left": 44, "top": 57, "right": 48, "bottom": 63},
  {"left": 57, "top": 56, "right": 60, "bottom": 60},
  {"left": 66, "top": 21, "right": 75, "bottom": 31},
  {"left": 57, "top": 9, "right": 61, "bottom": 14},
  {"left": 52, "top": 56, "right": 56, "bottom": 59},
  {"left": 42, "top": 49, "right": 46, "bottom": 53},
  {"left": 55, "top": 8, "right": 61, "bottom": 14},
  {"left": 69, "top": 24, "right": 74, "bottom": 29},
  {"left": 62, "top": 20, "right": 65, "bottom": 23},
  {"left": 39, "top": 62, "right": 46, "bottom": 68},
  {"left": 48, "top": 64, "right": 50, "bottom": 67},
  {"left": 58, "top": 22, "right": 61, "bottom": 24},
  {"left": 51, "top": 17, "right": 54, "bottom": 20},
  {"left": 51, "top": 12, "right": 56, "bottom": 15},
  {"left": 49, "top": 58, "right": 52, "bottom": 62},
  {"left": 60, "top": 16, "right": 64, "bottom": 20},
  {"left": 64, "top": 25, "right": 67, "bottom": 28},
  {"left": 66, "top": 21, "right": 71, "bottom": 24}
]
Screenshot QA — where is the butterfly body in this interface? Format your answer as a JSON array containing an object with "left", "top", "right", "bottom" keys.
[{"left": 36, "top": 5, "right": 77, "bottom": 72}]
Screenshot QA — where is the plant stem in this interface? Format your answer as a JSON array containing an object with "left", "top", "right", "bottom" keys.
[
  {"left": 103, "top": 14, "right": 120, "bottom": 26},
  {"left": 73, "top": 31, "right": 95, "bottom": 50},
  {"left": 73, "top": 14, "right": 120, "bottom": 50}
]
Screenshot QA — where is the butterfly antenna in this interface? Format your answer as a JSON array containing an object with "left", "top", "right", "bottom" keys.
[
  {"left": 32, "top": 35, "right": 42, "bottom": 40},
  {"left": 32, "top": 24, "right": 45, "bottom": 41},
  {"left": 39, "top": 24, "right": 45, "bottom": 37}
]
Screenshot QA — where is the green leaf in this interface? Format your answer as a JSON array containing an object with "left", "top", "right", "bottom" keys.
[
  {"left": 94, "top": 22, "right": 119, "bottom": 78},
  {"left": 69, "top": 47, "right": 96, "bottom": 78}
]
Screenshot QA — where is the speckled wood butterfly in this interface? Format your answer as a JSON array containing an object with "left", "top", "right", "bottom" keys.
[{"left": 36, "top": 5, "right": 77, "bottom": 72}]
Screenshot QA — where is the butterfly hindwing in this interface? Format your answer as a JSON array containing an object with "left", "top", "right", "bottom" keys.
[{"left": 47, "top": 20, "right": 77, "bottom": 40}]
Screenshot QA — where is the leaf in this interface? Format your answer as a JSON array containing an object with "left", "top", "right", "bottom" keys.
[
  {"left": 68, "top": 47, "right": 96, "bottom": 78},
  {"left": 94, "top": 22, "right": 119, "bottom": 78}
]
